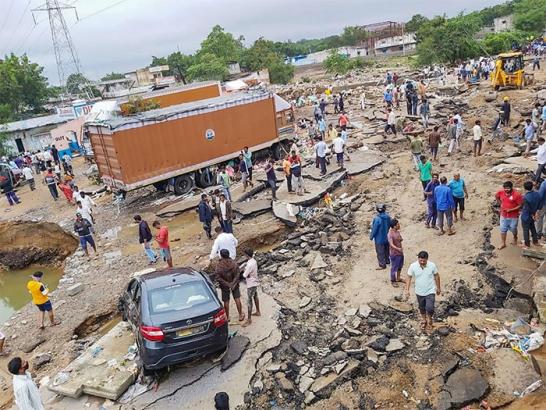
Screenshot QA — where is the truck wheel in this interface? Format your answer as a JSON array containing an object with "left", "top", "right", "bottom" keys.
[
  {"left": 173, "top": 174, "right": 194, "bottom": 195},
  {"left": 197, "top": 169, "right": 216, "bottom": 188},
  {"left": 153, "top": 180, "right": 168, "bottom": 192},
  {"left": 271, "top": 143, "right": 283, "bottom": 160}
]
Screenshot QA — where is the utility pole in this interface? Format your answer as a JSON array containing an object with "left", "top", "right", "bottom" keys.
[{"left": 32, "top": 0, "right": 92, "bottom": 99}]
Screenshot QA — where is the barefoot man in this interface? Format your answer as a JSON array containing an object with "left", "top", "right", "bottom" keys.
[
  {"left": 242, "top": 249, "right": 261, "bottom": 327},
  {"left": 215, "top": 249, "right": 245, "bottom": 323},
  {"left": 495, "top": 181, "right": 523, "bottom": 250}
]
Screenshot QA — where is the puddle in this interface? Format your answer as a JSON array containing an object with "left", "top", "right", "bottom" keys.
[{"left": 0, "top": 266, "right": 63, "bottom": 323}]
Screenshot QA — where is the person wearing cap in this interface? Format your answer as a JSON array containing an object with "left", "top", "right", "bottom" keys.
[
  {"left": 501, "top": 96, "right": 511, "bottom": 126},
  {"left": 369, "top": 204, "right": 392, "bottom": 270},
  {"left": 8, "top": 356, "right": 44, "bottom": 410},
  {"left": 74, "top": 212, "right": 97, "bottom": 257},
  {"left": 27, "top": 271, "right": 59, "bottom": 330}
]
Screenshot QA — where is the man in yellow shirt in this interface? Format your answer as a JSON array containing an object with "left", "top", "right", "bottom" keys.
[
  {"left": 326, "top": 124, "right": 338, "bottom": 143},
  {"left": 27, "top": 272, "right": 59, "bottom": 330},
  {"left": 282, "top": 154, "right": 293, "bottom": 193}
]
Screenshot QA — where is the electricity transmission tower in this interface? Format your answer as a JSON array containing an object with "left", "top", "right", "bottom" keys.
[{"left": 32, "top": 0, "right": 92, "bottom": 98}]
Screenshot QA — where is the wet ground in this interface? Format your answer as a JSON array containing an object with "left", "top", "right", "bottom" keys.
[{"left": 0, "top": 266, "right": 63, "bottom": 323}]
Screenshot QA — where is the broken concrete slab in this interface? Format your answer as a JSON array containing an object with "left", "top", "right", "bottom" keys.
[
  {"left": 232, "top": 199, "right": 272, "bottom": 218},
  {"left": 443, "top": 367, "right": 489, "bottom": 408},
  {"left": 272, "top": 200, "right": 301, "bottom": 227},
  {"left": 67, "top": 283, "right": 84, "bottom": 296},
  {"left": 48, "top": 321, "right": 136, "bottom": 400},
  {"left": 221, "top": 335, "right": 250, "bottom": 371},
  {"left": 489, "top": 348, "right": 541, "bottom": 407},
  {"left": 364, "top": 134, "right": 407, "bottom": 145},
  {"left": 385, "top": 338, "right": 405, "bottom": 352},
  {"left": 310, "top": 253, "right": 328, "bottom": 270},
  {"left": 343, "top": 149, "right": 384, "bottom": 177},
  {"left": 310, "top": 359, "right": 360, "bottom": 397},
  {"left": 275, "top": 171, "right": 347, "bottom": 207},
  {"left": 22, "top": 335, "right": 46, "bottom": 353}
]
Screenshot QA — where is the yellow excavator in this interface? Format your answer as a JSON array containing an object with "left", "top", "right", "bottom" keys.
[{"left": 491, "top": 51, "right": 534, "bottom": 90}]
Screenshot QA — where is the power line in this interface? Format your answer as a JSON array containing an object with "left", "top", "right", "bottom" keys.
[
  {"left": 7, "top": 0, "right": 33, "bottom": 49},
  {"left": 75, "top": 0, "right": 130, "bottom": 23},
  {"left": 0, "top": 0, "right": 17, "bottom": 35}
]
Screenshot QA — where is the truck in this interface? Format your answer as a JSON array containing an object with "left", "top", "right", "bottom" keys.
[{"left": 85, "top": 90, "right": 293, "bottom": 195}]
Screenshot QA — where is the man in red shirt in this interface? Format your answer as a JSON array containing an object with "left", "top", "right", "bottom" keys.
[
  {"left": 338, "top": 112, "right": 349, "bottom": 130},
  {"left": 152, "top": 221, "right": 173, "bottom": 268},
  {"left": 495, "top": 181, "right": 523, "bottom": 250}
]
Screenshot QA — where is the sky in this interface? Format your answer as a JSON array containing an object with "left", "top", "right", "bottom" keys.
[{"left": 1, "top": 0, "right": 507, "bottom": 84}]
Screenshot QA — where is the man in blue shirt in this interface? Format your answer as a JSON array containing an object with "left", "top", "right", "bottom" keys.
[
  {"left": 535, "top": 178, "right": 546, "bottom": 239},
  {"left": 523, "top": 119, "right": 536, "bottom": 158},
  {"left": 521, "top": 180, "right": 541, "bottom": 248},
  {"left": 369, "top": 204, "right": 392, "bottom": 270},
  {"left": 448, "top": 173, "right": 468, "bottom": 222},
  {"left": 434, "top": 176, "right": 455, "bottom": 236}
]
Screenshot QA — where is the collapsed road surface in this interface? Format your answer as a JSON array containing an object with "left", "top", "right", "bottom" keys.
[{"left": 1, "top": 58, "right": 546, "bottom": 410}]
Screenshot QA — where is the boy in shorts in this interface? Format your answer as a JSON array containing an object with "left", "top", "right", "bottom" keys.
[{"left": 27, "top": 271, "right": 60, "bottom": 330}]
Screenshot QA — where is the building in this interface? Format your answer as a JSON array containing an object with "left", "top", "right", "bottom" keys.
[
  {"left": 124, "top": 65, "right": 176, "bottom": 88},
  {"left": 0, "top": 101, "right": 93, "bottom": 155},
  {"left": 494, "top": 15, "right": 514, "bottom": 33},
  {"left": 374, "top": 33, "right": 417, "bottom": 54}
]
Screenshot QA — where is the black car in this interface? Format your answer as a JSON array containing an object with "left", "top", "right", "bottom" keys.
[{"left": 118, "top": 267, "right": 228, "bottom": 372}]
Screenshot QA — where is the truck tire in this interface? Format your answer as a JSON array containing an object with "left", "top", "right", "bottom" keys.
[
  {"left": 197, "top": 169, "right": 216, "bottom": 188},
  {"left": 271, "top": 143, "right": 283, "bottom": 160},
  {"left": 173, "top": 174, "right": 194, "bottom": 195}
]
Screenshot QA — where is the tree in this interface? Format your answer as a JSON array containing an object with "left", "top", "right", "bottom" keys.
[
  {"left": 241, "top": 38, "right": 294, "bottom": 84},
  {"left": 405, "top": 14, "right": 429, "bottom": 33},
  {"left": 514, "top": 0, "right": 546, "bottom": 34},
  {"left": 482, "top": 31, "right": 527, "bottom": 54},
  {"left": 0, "top": 54, "right": 49, "bottom": 122},
  {"left": 65, "top": 73, "right": 96, "bottom": 97},
  {"left": 340, "top": 26, "right": 368, "bottom": 46},
  {"left": 199, "top": 25, "right": 243, "bottom": 64},
  {"left": 101, "top": 72, "right": 125, "bottom": 81},
  {"left": 416, "top": 15, "right": 482, "bottom": 65},
  {"left": 323, "top": 50, "right": 352, "bottom": 74},
  {"left": 186, "top": 53, "right": 229, "bottom": 82},
  {"left": 167, "top": 52, "right": 195, "bottom": 84},
  {"left": 150, "top": 56, "right": 168, "bottom": 67}
]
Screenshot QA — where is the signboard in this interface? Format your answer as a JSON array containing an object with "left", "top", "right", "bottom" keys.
[
  {"left": 149, "top": 65, "right": 169, "bottom": 73},
  {"left": 57, "top": 106, "right": 76, "bottom": 118}
]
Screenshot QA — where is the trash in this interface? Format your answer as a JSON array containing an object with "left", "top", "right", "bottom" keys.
[
  {"left": 90, "top": 346, "right": 104, "bottom": 358},
  {"left": 515, "top": 380, "right": 543, "bottom": 397},
  {"left": 117, "top": 382, "right": 152, "bottom": 404},
  {"left": 52, "top": 371, "right": 71, "bottom": 386}
]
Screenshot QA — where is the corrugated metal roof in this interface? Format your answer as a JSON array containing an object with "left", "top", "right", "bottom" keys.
[
  {"left": 0, "top": 114, "right": 69, "bottom": 133},
  {"left": 91, "top": 91, "right": 272, "bottom": 132}
]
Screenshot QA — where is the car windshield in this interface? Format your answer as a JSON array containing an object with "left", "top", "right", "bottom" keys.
[{"left": 148, "top": 281, "right": 213, "bottom": 314}]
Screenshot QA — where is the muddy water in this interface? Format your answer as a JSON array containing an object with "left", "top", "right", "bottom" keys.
[{"left": 0, "top": 266, "right": 63, "bottom": 323}]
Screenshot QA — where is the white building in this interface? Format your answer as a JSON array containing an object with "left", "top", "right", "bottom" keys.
[
  {"left": 374, "top": 33, "right": 417, "bottom": 54},
  {"left": 494, "top": 15, "right": 514, "bottom": 33}
]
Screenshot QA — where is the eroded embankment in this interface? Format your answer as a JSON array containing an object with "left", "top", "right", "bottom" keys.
[{"left": 0, "top": 221, "right": 78, "bottom": 270}]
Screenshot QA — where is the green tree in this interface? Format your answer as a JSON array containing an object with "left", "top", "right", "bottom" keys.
[
  {"left": 186, "top": 53, "right": 229, "bottom": 82},
  {"left": 482, "top": 31, "right": 528, "bottom": 54},
  {"left": 323, "top": 50, "right": 351, "bottom": 74},
  {"left": 340, "top": 26, "right": 368, "bottom": 46},
  {"left": 241, "top": 38, "right": 294, "bottom": 84},
  {"left": 405, "top": 14, "right": 429, "bottom": 33},
  {"left": 0, "top": 131, "right": 10, "bottom": 157},
  {"left": 514, "top": 0, "right": 546, "bottom": 34},
  {"left": 0, "top": 54, "right": 49, "bottom": 122},
  {"left": 199, "top": 25, "right": 243, "bottom": 63},
  {"left": 416, "top": 15, "right": 482, "bottom": 65},
  {"left": 150, "top": 56, "right": 168, "bottom": 67},
  {"left": 167, "top": 52, "right": 195, "bottom": 84},
  {"left": 66, "top": 73, "right": 97, "bottom": 97},
  {"left": 100, "top": 72, "right": 126, "bottom": 81}
]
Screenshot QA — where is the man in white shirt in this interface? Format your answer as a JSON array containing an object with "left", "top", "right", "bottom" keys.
[
  {"left": 535, "top": 137, "right": 546, "bottom": 181},
  {"left": 42, "top": 150, "right": 53, "bottom": 167},
  {"left": 314, "top": 139, "right": 328, "bottom": 176},
  {"left": 72, "top": 185, "right": 83, "bottom": 204},
  {"left": 332, "top": 135, "right": 345, "bottom": 169},
  {"left": 22, "top": 166, "right": 35, "bottom": 191},
  {"left": 76, "top": 201, "right": 93, "bottom": 227},
  {"left": 79, "top": 192, "right": 96, "bottom": 223},
  {"left": 8, "top": 357, "right": 44, "bottom": 410},
  {"left": 209, "top": 227, "right": 238, "bottom": 260},
  {"left": 472, "top": 120, "right": 483, "bottom": 157},
  {"left": 384, "top": 108, "right": 397, "bottom": 136}
]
